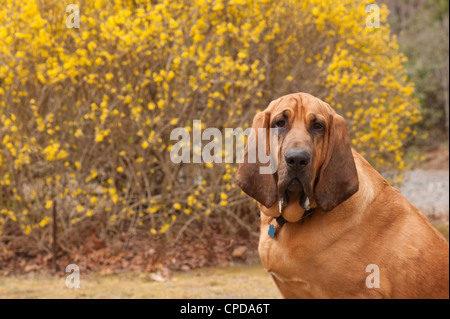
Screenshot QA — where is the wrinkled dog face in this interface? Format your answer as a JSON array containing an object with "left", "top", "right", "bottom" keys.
[
  {"left": 272, "top": 94, "right": 330, "bottom": 208},
  {"left": 236, "top": 92, "right": 358, "bottom": 211}
]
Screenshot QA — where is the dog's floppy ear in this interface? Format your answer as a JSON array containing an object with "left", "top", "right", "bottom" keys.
[
  {"left": 236, "top": 107, "right": 278, "bottom": 208},
  {"left": 314, "top": 113, "right": 359, "bottom": 211}
]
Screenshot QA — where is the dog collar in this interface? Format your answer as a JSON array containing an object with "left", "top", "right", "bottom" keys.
[{"left": 268, "top": 206, "right": 315, "bottom": 239}]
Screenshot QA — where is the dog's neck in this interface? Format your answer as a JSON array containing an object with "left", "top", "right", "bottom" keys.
[{"left": 259, "top": 191, "right": 317, "bottom": 223}]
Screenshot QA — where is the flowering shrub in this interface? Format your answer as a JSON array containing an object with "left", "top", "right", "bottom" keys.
[{"left": 0, "top": 0, "right": 420, "bottom": 244}]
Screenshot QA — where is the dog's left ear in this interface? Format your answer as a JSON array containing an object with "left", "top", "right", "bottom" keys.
[
  {"left": 314, "top": 113, "right": 359, "bottom": 211},
  {"left": 236, "top": 107, "right": 278, "bottom": 209}
]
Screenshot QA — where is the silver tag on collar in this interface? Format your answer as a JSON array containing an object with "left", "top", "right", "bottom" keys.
[{"left": 303, "top": 197, "right": 311, "bottom": 211}]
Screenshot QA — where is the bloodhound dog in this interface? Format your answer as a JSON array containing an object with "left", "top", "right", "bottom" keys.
[{"left": 236, "top": 93, "right": 449, "bottom": 299}]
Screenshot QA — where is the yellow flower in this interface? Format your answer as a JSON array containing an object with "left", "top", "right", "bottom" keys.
[
  {"left": 117, "top": 166, "right": 124, "bottom": 173},
  {"left": 148, "top": 205, "right": 159, "bottom": 213},
  {"left": 95, "top": 134, "right": 104, "bottom": 143},
  {"left": 39, "top": 217, "right": 50, "bottom": 227},
  {"left": 74, "top": 129, "right": 83, "bottom": 137},
  {"left": 148, "top": 131, "right": 155, "bottom": 142},
  {"left": 45, "top": 200, "right": 53, "bottom": 209}
]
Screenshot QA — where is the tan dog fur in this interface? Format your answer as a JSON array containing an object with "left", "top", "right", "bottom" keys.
[{"left": 236, "top": 93, "right": 449, "bottom": 299}]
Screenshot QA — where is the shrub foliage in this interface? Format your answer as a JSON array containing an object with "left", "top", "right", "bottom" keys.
[{"left": 0, "top": 0, "right": 420, "bottom": 244}]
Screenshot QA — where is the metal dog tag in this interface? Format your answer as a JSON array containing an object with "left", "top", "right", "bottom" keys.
[{"left": 303, "top": 197, "right": 310, "bottom": 211}]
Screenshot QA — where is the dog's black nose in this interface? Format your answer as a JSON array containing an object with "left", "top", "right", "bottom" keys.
[{"left": 285, "top": 149, "right": 310, "bottom": 170}]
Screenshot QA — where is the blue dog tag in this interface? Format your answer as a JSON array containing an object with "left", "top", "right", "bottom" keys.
[{"left": 268, "top": 224, "right": 276, "bottom": 238}]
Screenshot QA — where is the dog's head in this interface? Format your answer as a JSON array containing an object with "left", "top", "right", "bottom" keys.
[{"left": 236, "top": 93, "right": 359, "bottom": 212}]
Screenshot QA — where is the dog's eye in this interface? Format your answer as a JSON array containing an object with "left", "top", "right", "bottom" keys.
[
  {"left": 312, "top": 122, "right": 323, "bottom": 131},
  {"left": 274, "top": 119, "right": 286, "bottom": 128}
]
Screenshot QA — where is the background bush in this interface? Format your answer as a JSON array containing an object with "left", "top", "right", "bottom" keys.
[
  {"left": 386, "top": 0, "right": 449, "bottom": 143},
  {"left": 0, "top": 0, "right": 421, "bottom": 249}
]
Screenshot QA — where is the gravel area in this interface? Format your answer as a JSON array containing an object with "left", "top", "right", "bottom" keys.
[{"left": 398, "top": 169, "right": 449, "bottom": 221}]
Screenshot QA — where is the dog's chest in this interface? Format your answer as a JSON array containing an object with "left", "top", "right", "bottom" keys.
[
  {"left": 258, "top": 225, "right": 318, "bottom": 298},
  {"left": 258, "top": 223, "right": 306, "bottom": 281}
]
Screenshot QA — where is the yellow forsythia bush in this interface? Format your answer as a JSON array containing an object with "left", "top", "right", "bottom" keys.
[{"left": 0, "top": 0, "right": 420, "bottom": 243}]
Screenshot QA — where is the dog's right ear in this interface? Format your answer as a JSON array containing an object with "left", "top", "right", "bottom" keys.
[{"left": 236, "top": 107, "right": 278, "bottom": 209}]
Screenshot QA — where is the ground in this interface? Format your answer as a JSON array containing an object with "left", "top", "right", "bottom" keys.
[{"left": 0, "top": 264, "right": 281, "bottom": 299}]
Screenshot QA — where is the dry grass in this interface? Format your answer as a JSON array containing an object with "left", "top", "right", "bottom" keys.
[{"left": 0, "top": 263, "right": 281, "bottom": 299}]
